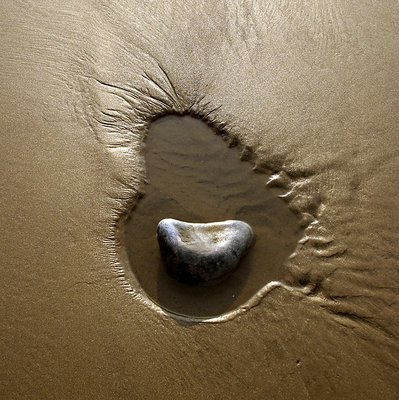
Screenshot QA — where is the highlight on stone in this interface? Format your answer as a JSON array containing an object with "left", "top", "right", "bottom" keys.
[{"left": 157, "top": 218, "right": 254, "bottom": 285}]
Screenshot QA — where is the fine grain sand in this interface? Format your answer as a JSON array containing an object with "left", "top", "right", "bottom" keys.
[{"left": 1, "top": 1, "right": 399, "bottom": 399}]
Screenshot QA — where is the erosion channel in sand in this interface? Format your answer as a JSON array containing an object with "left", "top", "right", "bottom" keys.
[{"left": 124, "top": 115, "right": 302, "bottom": 318}]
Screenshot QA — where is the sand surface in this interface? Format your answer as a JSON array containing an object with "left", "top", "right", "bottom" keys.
[{"left": 1, "top": 1, "right": 399, "bottom": 399}]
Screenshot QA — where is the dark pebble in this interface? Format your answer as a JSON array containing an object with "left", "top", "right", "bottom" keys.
[{"left": 157, "top": 218, "right": 254, "bottom": 284}]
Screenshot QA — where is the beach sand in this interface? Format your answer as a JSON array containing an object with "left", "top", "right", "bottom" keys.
[{"left": 1, "top": 1, "right": 398, "bottom": 398}]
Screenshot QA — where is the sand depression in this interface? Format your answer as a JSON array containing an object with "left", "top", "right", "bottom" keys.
[{"left": 123, "top": 115, "right": 302, "bottom": 318}]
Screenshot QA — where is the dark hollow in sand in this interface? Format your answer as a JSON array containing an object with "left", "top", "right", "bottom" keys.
[{"left": 125, "top": 115, "right": 302, "bottom": 318}]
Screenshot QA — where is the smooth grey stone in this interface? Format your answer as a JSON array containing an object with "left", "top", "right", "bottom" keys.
[{"left": 157, "top": 218, "right": 254, "bottom": 284}]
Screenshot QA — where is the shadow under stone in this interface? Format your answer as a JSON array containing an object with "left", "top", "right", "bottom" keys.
[{"left": 125, "top": 115, "right": 302, "bottom": 318}]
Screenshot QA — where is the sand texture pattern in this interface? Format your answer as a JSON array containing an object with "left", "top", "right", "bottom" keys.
[{"left": 1, "top": 1, "right": 399, "bottom": 399}]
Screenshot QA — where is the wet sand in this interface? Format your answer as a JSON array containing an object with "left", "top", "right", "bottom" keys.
[
  {"left": 1, "top": 1, "right": 399, "bottom": 399},
  {"left": 125, "top": 115, "right": 301, "bottom": 317}
]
